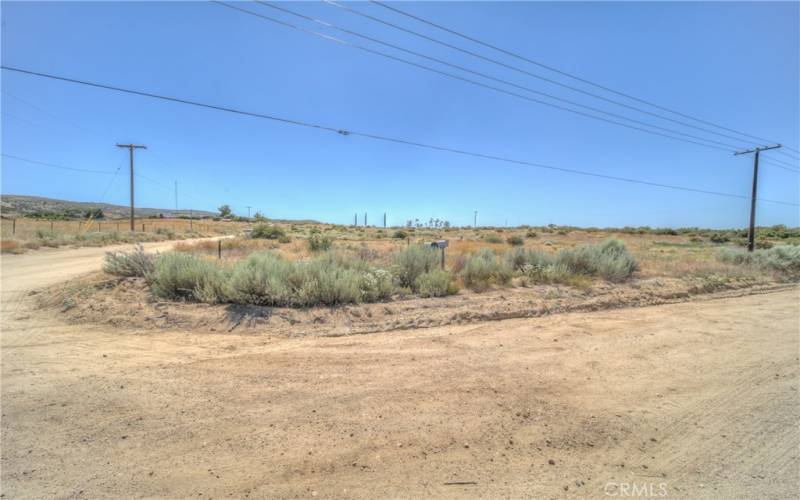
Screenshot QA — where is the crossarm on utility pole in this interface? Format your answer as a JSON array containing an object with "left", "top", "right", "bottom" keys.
[{"left": 734, "top": 144, "right": 781, "bottom": 252}]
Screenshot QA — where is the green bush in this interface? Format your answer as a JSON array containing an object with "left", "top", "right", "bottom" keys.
[
  {"left": 555, "top": 239, "right": 638, "bottom": 282},
  {"left": 709, "top": 233, "right": 729, "bottom": 243},
  {"left": 415, "top": 269, "right": 457, "bottom": 297},
  {"left": 251, "top": 224, "right": 286, "bottom": 240},
  {"left": 484, "top": 234, "right": 503, "bottom": 244},
  {"left": 392, "top": 245, "right": 440, "bottom": 290},
  {"left": 103, "top": 244, "right": 155, "bottom": 278},
  {"left": 505, "top": 247, "right": 553, "bottom": 271},
  {"left": 308, "top": 233, "right": 333, "bottom": 252},
  {"left": 150, "top": 253, "right": 228, "bottom": 302},
  {"left": 227, "top": 252, "right": 392, "bottom": 307},
  {"left": 460, "top": 249, "right": 513, "bottom": 291},
  {"left": 506, "top": 235, "right": 524, "bottom": 246},
  {"left": 719, "top": 245, "right": 800, "bottom": 276},
  {"left": 507, "top": 239, "right": 637, "bottom": 285},
  {"left": 392, "top": 230, "right": 408, "bottom": 239},
  {"left": 525, "top": 230, "right": 537, "bottom": 238}
]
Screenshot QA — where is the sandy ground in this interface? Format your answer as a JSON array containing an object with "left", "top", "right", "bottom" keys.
[{"left": 1, "top": 243, "right": 799, "bottom": 498}]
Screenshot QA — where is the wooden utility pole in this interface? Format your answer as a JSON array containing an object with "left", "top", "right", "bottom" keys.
[
  {"left": 734, "top": 144, "right": 782, "bottom": 252},
  {"left": 116, "top": 144, "right": 147, "bottom": 231},
  {"left": 364, "top": 212, "right": 367, "bottom": 227},
  {"left": 383, "top": 212, "right": 387, "bottom": 228}
]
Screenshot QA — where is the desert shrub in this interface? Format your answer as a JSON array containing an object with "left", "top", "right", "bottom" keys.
[
  {"left": 556, "top": 239, "right": 637, "bottom": 282},
  {"left": 278, "top": 235, "right": 291, "bottom": 244},
  {"left": 719, "top": 245, "right": 800, "bottom": 276},
  {"left": 251, "top": 224, "right": 286, "bottom": 240},
  {"left": 392, "top": 230, "right": 408, "bottom": 239},
  {"left": 35, "top": 228, "right": 56, "bottom": 239},
  {"left": 525, "top": 230, "right": 537, "bottom": 238},
  {"left": 484, "top": 234, "right": 503, "bottom": 244},
  {"left": 415, "top": 269, "right": 457, "bottom": 297},
  {"left": 505, "top": 247, "right": 553, "bottom": 271},
  {"left": 308, "top": 233, "right": 333, "bottom": 252},
  {"left": 103, "top": 244, "right": 155, "bottom": 278},
  {"left": 295, "top": 254, "right": 363, "bottom": 306},
  {"left": 150, "top": 252, "right": 228, "bottom": 302},
  {"left": 226, "top": 252, "right": 392, "bottom": 307},
  {"left": 392, "top": 245, "right": 440, "bottom": 289},
  {"left": 459, "top": 249, "right": 513, "bottom": 291},
  {"left": 709, "top": 233, "right": 729, "bottom": 243},
  {"left": 227, "top": 252, "right": 294, "bottom": 305},
  {"left": 506, "top": 235, "right": 524, "bottom": 246},
  {"left": 359, "top": 268, "right": 394, "bottom": 302},
  {"left": 155, "top": 227, "right": 176, "bottom": 238}
]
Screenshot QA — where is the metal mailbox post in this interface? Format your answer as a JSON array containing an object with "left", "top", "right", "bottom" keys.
[{"left": 429, "top": 240, "right": 448, "bottom": 270}]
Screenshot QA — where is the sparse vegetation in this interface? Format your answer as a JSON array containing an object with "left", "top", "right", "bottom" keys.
[
  {"left": 103, "top": 244, "right": 155, "bottom": 278},
  {"left": 718, "top": 245, "right": 800, "bottom": 276},
  {"left": 415, "top": 269, "right": 457, "bottom": 297},
  {"left": 251, "top": 224, "right": 286, "bottom": 240},
  {"left": 506, "top": 235, "right": 524, "bottom": 246},
  {"left": 392, "top": 245, "right": 440, "bottom": 290},
  {"left": 459, "top": 249, "right": 513, "bottom": 291},
  {"left": 308, "top": 232, "right": 333, "bottom": 252}
]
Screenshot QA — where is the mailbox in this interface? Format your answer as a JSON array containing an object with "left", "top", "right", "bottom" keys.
[{"left": 427, "top": 240, "right": 448, "bottom": 269}]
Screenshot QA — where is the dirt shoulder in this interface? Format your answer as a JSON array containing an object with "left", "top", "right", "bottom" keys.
[
  {"left": 0, "top": 236, "right": 228, "bottom": 294},
  {"left": 39, "top": 269, "right": 796, "bottom": 338},
  {"left": 2, "top": 287, "right": 798, "bottom": 498}
]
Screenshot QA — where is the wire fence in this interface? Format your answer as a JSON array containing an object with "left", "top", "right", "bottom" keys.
[{"left": 0, "top": 217, "right": 245, "bottom": 240}]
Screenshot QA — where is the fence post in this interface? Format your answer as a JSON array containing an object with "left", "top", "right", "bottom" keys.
[
  {"left": 50, "top": 221, "right": 54, "bottom": 232},
  {"left": 218, "top": 239, "right": 222, "bottom": 259},
  {"left": 116, "top": 222, "right": 120, "bottom": 232},
  {"left": 98, "top": 222, "right": 101, "bottom": 232},
  {"left": 142, "top": 224, "right": 145, "bottom": 232},
  {"left": 12, "top": 218, "right": 15, "bottom": 235}
]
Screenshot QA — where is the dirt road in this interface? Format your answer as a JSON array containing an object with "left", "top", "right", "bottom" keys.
[{"left": 1, "top": 245, "right": 798, "bottom": 498}]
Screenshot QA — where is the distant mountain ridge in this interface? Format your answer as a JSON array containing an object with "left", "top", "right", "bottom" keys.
[{"left": 0, "top": 194, "right": 217, "bottom": 219}]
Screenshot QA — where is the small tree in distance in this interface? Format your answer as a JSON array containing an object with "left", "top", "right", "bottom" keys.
[
  {"left": 218, "top": 204, "right": 232, "bottom": 218},
  {"left": 253, "top": 211, "right": 267, "bottom": 222}
]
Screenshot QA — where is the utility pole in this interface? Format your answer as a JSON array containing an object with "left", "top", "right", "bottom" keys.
[
  {"left": 354, "top": 213, "right": 357, "bottom": 226},
  {"left": 734, "top": 144, "right": 781, "bottom": 252},
  {"left": 116, "top": 144, "right": 147, "bottom": 231},
  {"left": 364, "top": 212, "right": 367, "bottom": 227},
  {"left": 474, "top": 210, "right": 478, "bottom": 228},
  {"left": 383, "top": 212, "right": 387, "bottom": 228},
  {"left": 246, "top": 206, "right": 251, "bottom": 219}
]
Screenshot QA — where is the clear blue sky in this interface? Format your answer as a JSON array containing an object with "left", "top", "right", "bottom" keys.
[{"left": 2, "top": 1, "right": 798, "bottom": 228}]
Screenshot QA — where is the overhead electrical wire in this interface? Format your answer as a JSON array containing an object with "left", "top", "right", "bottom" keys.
[
  {"left": 2, "top": 153, "right": 117, "bottom": 174},
  {"left": 368, "top": 0, "right": 800, "bottom": 156},
  {"left": 2, "top": 65, "right": 797, "bottom": 208},
  {"left": 215, "top": 1, "right": 741, "bottom": 154},
  {"left": 251, "top": 1, "right": 752, "bottom": 153}
]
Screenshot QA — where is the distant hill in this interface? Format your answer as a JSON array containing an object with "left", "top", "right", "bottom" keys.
[{"left": 0, "top": 194, "right": 217, "bottom": 219}]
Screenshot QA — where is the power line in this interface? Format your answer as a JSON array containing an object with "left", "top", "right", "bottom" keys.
[
  {"left": 252, "top": 1, "right": 749, "bottom": 152},
  {"left": 369, "top": 0, "right": 799, "bottom": 151},
  {"left": 216, "top": 1, "right": 738, "bottom": 153},
  {"left": 2, "top": 65, "right": 797, "bottom": 207},
  {"left": 2, "top": 153, "right": 116, "bottom": 174},
  {"left": 760, "top": 157, "right": 800, "bottom": 173}
]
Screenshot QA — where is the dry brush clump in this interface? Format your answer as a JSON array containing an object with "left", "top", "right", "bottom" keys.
[
  {"left": 459, "top": 248, "right": 513, "bottom": 291},
  {"left": 718, "top": 245, "right": 800, "bottom": 278},
  {"left": 102, "top": 244, "right": 156, "bottom": 278},
  {"left": 506, "top": 238, "right": 638, "bottom": 286}
]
